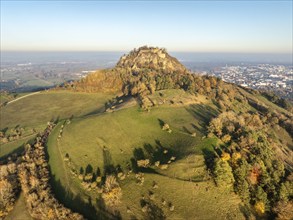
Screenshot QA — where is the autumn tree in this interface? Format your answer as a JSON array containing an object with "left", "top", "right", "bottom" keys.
[
  {"left": 102, "top": 175, "right": 122, "bottom": 208},
  {"left": 213, "top": 158, "right": 234, "bottom": 187}
]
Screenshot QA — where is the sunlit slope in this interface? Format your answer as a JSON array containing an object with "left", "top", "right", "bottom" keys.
[
  {"left": 47, "top": 90, "right": 245, "bottom": 219},
  {"left": 0, "top": 91, "right": 114, "bottom": 159},
  {"left": 0, "top": 91, "right": 113, "bottom": 129}
]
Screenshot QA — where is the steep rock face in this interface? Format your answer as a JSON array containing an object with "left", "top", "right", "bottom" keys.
[{"left": 116, "top": 46, "right": 188, "bottom": 73}]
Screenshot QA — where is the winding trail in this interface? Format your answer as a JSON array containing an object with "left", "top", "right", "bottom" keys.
[{"left": 6, "top": 91, "right": 41, "bottom": 105}]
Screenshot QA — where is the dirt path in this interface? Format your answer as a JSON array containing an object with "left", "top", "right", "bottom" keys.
[{"left": 7, "top": 92, "right": 41, "bottom": 105}]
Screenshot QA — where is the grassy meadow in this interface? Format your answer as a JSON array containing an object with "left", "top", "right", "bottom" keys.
[
  {"left": 0, "top": 90, "right": 114, "bottom": 161},
  {"left": 0, "top": 91, "right": 114, "bottom": 129},
  {"left": 46, "top": 89, "right": 246, "bottom": 219},
  {"left": 4, "top": 193, "right": 33, "bottom": 220},
  {"left": 0, "top": 135, "right": 35, "bottom": 159}
]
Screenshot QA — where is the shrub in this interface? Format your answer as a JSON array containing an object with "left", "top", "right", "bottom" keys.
[
  {"left": 154, "top": 161, "right": 160, "bottom": 167},
  {"left": 170, "top": 156, "right": 176, "bottom": 161},
  {"left": 213, "top": 159, "right": 234, "bottom": 187},
  {"left": 135, "top": 173, "right": 145, "bottom": 185},
  {"left": 102, "top": 175, "right": 122, "bottom": 207},
  {"left": 162, "top": 123, "right": 169, "bottom": 130},
  {"left": 95, "top": 176, "right": 101, "bottom": 183},
  {"left": 137, "top": 159, "right": 150, "bottom": 168},
  {"left": 273, "top": 200, "right": 293, "bottom": 220},
  {"left": 231, "top": 152, "right": 241, "bottom": 164},
  {"left": 160, "top": 164, "right": 168, "bottom": 170},
  {"left": 162, "top": 123, "right": 172, "bottom": 133},
  {"left": 221, "top": 152, "right": 231, "bottom": 161},
  {"left": 254, "top": 201, "right": 265, "bottom": 215}
]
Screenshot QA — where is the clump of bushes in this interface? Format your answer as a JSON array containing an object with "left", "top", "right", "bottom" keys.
[
  {"left": 162, "top": 123, "right": 172, "bottom": 133},
  {"left": 137, "top": 159, "right": 150, "bottom": 168},
  {"left": 208, "top": 111, "right": 292, "bottom": 217},
  {"left": 102, "top": 175, "right": 122, "bottom": 208},
  {"left": 135, "top": 173, "right": 145, "bottom": 185},
  {"left": 18, "top": 124, "right": 84, "bottom": 219},
  {"left": 0, "top": 163, "right": 19, "bottom": 218}
]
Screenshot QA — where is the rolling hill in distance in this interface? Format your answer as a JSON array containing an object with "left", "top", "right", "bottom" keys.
[{"left": 0, "top": 46, "right": 292, "bottom": 220}]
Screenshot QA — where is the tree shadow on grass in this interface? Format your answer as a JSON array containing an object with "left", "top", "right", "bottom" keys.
[
  {"left": 50, "top": 178, "right": 95, "bottom": 219},
  {"left": 182, "top": 126, "right": 192, "bottom": 134},
  {"left": 130, "top": 139, "right": 194, "bottom": 174},
  {"left": 0, "top": 144, "right": 25, "bottom": 163},
  {"left": 239, "top": 204, "right": 255, "bottom": 220},
  {"left": 44, "top": 134, "right": 118, "bottom": 220},
  {"left": 157, "top": 119, "right": 165, "bottom": 128},
  {"left": 0, "top": 137, "right": 35, "bottom": 163},
  {"left": 190, "top": 123, "right": 205, "bottom": 134},
  {"left": 140, "top": 198, "right": 166, "bottom": 220},
  {"left": 103, "top": 147, "right": 116, "bottom": 175},
  {"left": 1, "top": 127, "right": 9, "bottom": 133},
  {"left": 85, "top": 164, "right": 94, "bottom": 174},
  {"left": 202, "top": 148, "right": 216, "bottom": 172},
  {"left": 83, "top": 106, "right": 107, "bottom": 117},
  {"left": 185, "top": 104, "right": 219, "bottom": 133},
  {"left": 50, "top": 178, "right": 118, "bottom": 220},
  {"left": 133, "top": 148, "right": 145, "bottom": 160}
]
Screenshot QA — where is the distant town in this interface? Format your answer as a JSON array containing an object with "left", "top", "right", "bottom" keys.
[{"left": 198, "top": 64, "right": 293, "bottom": 101}]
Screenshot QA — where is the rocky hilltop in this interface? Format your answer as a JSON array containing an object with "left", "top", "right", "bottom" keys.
[
  {"left": 67, "top": 46, "right": 190, "bottom": 93},
  {"left": 116, "top": 46, "right": 188, "bottom": 73}
]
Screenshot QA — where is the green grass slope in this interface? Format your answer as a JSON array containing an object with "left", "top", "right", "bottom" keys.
[
  {"left": 0, "top": 91, "right": 113, "bottom": 129},
  {"left": 4, "top": 193, "right": 33, "bottom": 220},
  {"left": 0, "top": 135, "right": 34, "bottom": 159},
  {"left": 47, "top": 90, "right": 246, "bottom": 219},
  {"left": 0, "top": 91, "right": 114, "bottom": 160}
]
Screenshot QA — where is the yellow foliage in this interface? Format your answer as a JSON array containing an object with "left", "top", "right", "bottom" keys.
[
  {"left": 222, "top": 134, "right": 231, "bottom": 143},
  {"left": 102, "top": 187, "right": 122, "bottom": 207},
  {"left": 104, "top": 188, "right": 121, "bottom": 199},
  {"left": 221, "top": 152, "right": 231, "bottom": 161},
  {"left": 137, "top": 159, "right": 150, "bottom": 168},
  {"left": 254, "top": 201, "right": 265, "bottom": 215},
  {"left": 0, "top": 210, "right": 6, "bottom": 217},
  {"left": 232, "top": 152, "right": 241, "bottom": 163},
  {"left": 47, "top": 208, "right": 55, "bottom": 219},
  {"left": 6, "top": 205, "right": 13, "bottom": 212}
]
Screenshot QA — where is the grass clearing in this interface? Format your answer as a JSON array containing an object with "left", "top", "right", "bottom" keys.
[
  {"left": 5, "top": 193, "right": 33, "bottom": 220},
  {"left": 149, "top": 89, "right": 209, "bottom": 107},
  {"left": 56, "top": 104, "right": 207, "bottom": 176},
  {"left": 0, "top": 90, "right": 114, "bottom": 159},
  {"left": 47, "top": 91, "right": 245, "bottom": 219},
  {"left": 0, "top": 90, "right": 114, "bottom": 129},
  {"left": 0, "top": 135, "right": 35, "bottom": 159},
  {"left": 119, "top": 173, "right": 244, "bottom": 219}
]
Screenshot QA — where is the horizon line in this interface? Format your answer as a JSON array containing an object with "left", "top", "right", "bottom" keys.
[{"left": 1, "top": 50, "right": 292, "bottom": 55}]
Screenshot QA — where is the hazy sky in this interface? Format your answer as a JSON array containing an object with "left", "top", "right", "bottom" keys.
[{"left": 1, "top": 1, "right": 292, "bottom": 53}]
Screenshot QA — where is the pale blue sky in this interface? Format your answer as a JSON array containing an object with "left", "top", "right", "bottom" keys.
[{"left": 1, "top": 1, "right": 292, "bottom": 53}]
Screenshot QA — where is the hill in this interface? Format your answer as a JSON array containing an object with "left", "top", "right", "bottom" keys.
[
  {"left": 47, "top": 90, "right": 246, "bottom": 219},
  {"left": 116, "top": 46, "right": 187, "bottom": 73},
  {"left": 0, "top": 46, "right": 292, "bottom": 220}
]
